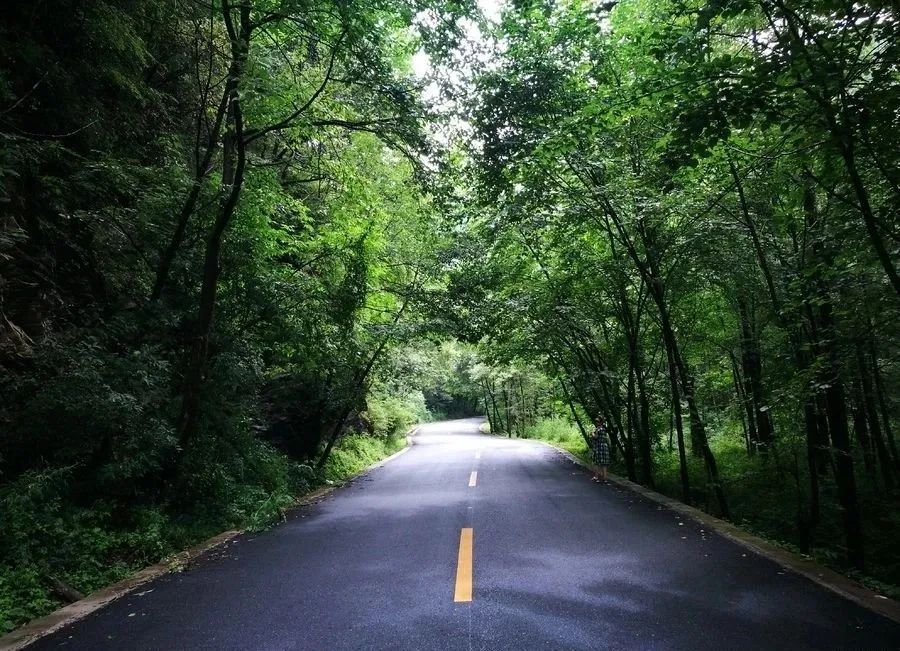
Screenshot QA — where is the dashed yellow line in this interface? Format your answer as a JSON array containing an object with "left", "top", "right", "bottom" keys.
[
  {"left": 468, "top": 471, "right": 478, "bottom": 487},
  {"left": 454, "top": 528, "right": 474, "bottom": 602}
]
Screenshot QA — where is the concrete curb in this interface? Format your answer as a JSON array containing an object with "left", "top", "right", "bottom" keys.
[
  {"left": 0, "top": 427, "right": 421, "bottom": 651},
  {"left": 538, "top": 439, "right": 900, "bottom": 625}
]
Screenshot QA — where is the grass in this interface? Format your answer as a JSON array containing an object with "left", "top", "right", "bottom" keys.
[
  {"left": 319, "top": 432, "right": 408, "bottom": 484},
  {"left": 0, "top": 429, "right": 412, "bottom": 635},
  {"left": 523, "top": 416, "right": 591, "bottom": 462}
]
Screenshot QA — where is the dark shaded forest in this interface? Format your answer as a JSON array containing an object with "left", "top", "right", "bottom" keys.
[{"left": 1, "top": 0, "right": 899, "bottom": 633}]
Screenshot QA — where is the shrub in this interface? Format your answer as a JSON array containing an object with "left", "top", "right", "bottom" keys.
[
  {"left": 366, "top": 390, "right": 427, "bottom": 438},
  {"left": 524, "top": 417, "right": 589, "bottom": 459}
]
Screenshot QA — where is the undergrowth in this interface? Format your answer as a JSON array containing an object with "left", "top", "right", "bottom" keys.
[{"left": 0, "top": 428, "right": 412, "bottom": 634}]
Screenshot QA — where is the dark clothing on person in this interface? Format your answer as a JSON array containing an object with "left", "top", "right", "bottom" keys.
[{"left": 591, "top": 428, "right": 610, "bottom": 466}]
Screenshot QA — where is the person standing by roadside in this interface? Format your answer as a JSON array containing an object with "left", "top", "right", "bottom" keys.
[{"left": 590, "top": 416, "right": 610, "bottom": 483}]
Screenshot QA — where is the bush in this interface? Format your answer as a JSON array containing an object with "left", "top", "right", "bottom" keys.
[
  {"left": 366, "top": 390, "right": 427, "bottom": 438},
  {"left": 0, "top": 468, "right": 176, "bottom": 629},
  {"left": 319, "top": 434, "right": 406, "bottom": 484},
  {"left": 524, "top": 417, "right": 589, "bottom": 459},
  {"left": 1, "top": 332, "right": 178, "bottom": 493}
]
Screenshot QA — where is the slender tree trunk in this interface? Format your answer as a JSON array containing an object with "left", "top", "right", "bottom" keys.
[
  {"left": 178, "top": 2, "right": 251, "bottom": 453},
  {"left": 556, "top": 376, "right": 591, "bottom": 449},
  {"left": 486, "top": 380, "right": 502, "bottom": 435},
  {"left": 814, "top": 395, "right": 832, "bottom": 474},
  {"left": 636, "top": 367, "right": 655, "bottom": 488},
  {"left": 623, "top": 361, "right": 638, "bottom": 481},
  {"left": 869, "top": 332, "right": 900, "bottom": 470},
  {"left": 151, "top": 88, "right": 230, "bottom": 302},
  {"left": 621, "top": 286, "right": 652, "bottom": 485},
  {"left": 738, "top": 297, "right": 774, "bottom": 449},
  {"left": 662, "top": 327, "right": 690, "bottom": 503},
  {"left": 517, "top": 375, "right": 528, "bottom": 435},
  {"left": 856, "top": 343, "right": 894, "bottom": 490},
  {"left": 652, "top": 278, "right": 729, "bottom": 518},
  {"left": 850, "top": 380, "right": 876, "bottom": 479},
  {"left": 501, "top": 384, "right": 512, "bottom": 438},
  {"left": 316, "top": 403, "right": 354, "bottom": 471},
  {"left": 481, "top": 385, "right": 495, "bottom": 434},
  {"left": 728, "top": 350, "right": 753, "bottom": 454},
  {"left": 802, "top": 401, "right": 822, "bottom": 531},
  {"left": 728, "top": 158, "right": 780, "bottom": 311},
  {"left": 818, "top": 295, "right": 865, "bottom": 568}
]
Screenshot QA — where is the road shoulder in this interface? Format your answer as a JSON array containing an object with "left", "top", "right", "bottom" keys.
[{"left": 538, "top": 439, "right": 900, "bottom": 625}]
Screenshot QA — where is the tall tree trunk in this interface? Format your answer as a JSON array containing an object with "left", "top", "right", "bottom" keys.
[
  {"left": 869, "top": 332, "right": 900, "bottom": 470},
  {"left": 850, "top": 380, "right": 876, "bottom": 480},
  {"left": 814, "top": 395, "right": 832, "bottom": 474},
  {"left": 620, "top": 280, "right": 652, "bottom": 485},
  {"left": 501, "top": 384, "right": 512, "bottom": 438},
  {"left": 481, "top": 384, "right": 495, "bottom": 434},
  {"left": 728, "top": 350, "right": 753, "bottom": 454},
  {"left": 517, "top": 375, "right": 528, "bottom": 435},
  {"left": 653, "top": 277, "right": 729, "bottom": 518},
  {"left": 802, "top": 401, "right": 822, "bottom": 531},
  {"left": 663, "top": 326, "right": 690, "bottom": 503},
  {"left": 178, "top": 1, "right": 251, "bottom": 454},
  {"left": 738, "top": 297, "right": 774, "bottom": 449},
  {"left": 486, "top": 380, "right": 502, "bottom": 435},
  {"left": 623, "top": 365, "right": 638, "bottom": 482},
  {"left": 816, "top": 286, "right": 865, "bottom": 568},
  {"left": 856, "top": 343, "right": 894, "bottom": 490},
  {"left": 636, "top": 366, "right": 655, "bottom": 488},
  {"left": 151, "top": 87, "right": 230, "bottom": 302}
]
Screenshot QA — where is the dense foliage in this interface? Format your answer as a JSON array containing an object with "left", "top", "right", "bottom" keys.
[
  {"left": 434, "top": 0, "right": 900, "bottom": 593},
  {"left": 0, "top": 0, "right": 473, "bottom": 631},
  {"left": 1, "top": 0, "right": 899, "bottom": 633}
]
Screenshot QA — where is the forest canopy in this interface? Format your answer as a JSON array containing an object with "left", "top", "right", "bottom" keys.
[{"left": 1, "top": 0, "right": 899, "bottom": 633}]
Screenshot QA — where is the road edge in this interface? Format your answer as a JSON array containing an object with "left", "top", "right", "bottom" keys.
[
  {"left": 0, "top": 427, "right": 420, "bottom": 651},
  {"left": 539, "top": 440, "right": 900, "bottom": 625}
]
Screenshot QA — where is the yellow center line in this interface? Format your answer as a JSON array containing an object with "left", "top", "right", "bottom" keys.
[
  {"left": 454, "top": 527, "right": 474, "bottom": 602},
  {"left": 468, "top": 471, "right": 478, "bottom": 487}
]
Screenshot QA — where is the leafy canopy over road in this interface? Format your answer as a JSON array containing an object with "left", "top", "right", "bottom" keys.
[{"left": 1, "top": 0, "right": 899, "bottom": 632}]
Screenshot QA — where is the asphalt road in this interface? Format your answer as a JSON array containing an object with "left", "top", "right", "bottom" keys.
[{"left": 27, "top": 419, "right": 900, "bottom": 650}]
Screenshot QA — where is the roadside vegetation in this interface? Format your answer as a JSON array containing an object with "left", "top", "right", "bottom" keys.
[
  {"left": 2, "top": 0, "right": 899, "bottom": 635},
  {"left": 427, "top": 0, "right": 900, "bottom": 599},
  {"left": 0, "top": 394, "right": 425, "bottom": 633},
  {"left": 0, "top": 0, "right": 475, "bottom": 633}
]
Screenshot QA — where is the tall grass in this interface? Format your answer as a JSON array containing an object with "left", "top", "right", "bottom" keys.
[{"left": 523, "top": 416, "right": 590, "bottom": 461}]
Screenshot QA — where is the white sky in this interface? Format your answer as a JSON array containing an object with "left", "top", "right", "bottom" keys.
[{"left": 411, "top": 0, "right": 503, "bottom": 79}]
